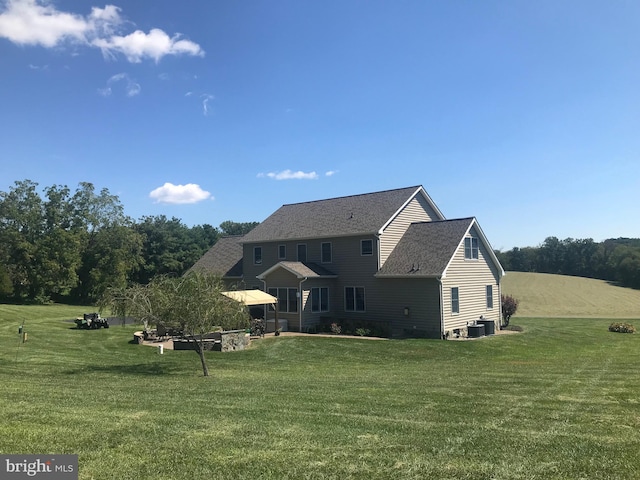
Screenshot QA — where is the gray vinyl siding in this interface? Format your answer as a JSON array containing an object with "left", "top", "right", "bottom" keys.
[
  {"left": 244, "top": 235, "right": 378, "bottom": 331},
  {"left": 374, "top": 278, "right": 442, "bottom": 338},
  {"left": 299, "top": 278, "right": 336, "bottom": 331},
  {"left": 379, "top": 195, "right": 440, "bottom": 266},
  {"left": 244, "top": 236, "right": 378, "bottom": 281},
  {"left": 441, "top": 226, "right": 501, "bottom": 334}
]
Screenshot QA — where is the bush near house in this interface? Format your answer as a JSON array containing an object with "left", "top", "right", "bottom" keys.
[{"left": 318, "top": 317, "right": 391, "bottom": 337}]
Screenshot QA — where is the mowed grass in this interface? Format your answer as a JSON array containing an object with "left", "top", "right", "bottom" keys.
[
  {"left": 502, "top": 271, "right": 640, "bottom": 318},
  {"left": 1, "top": 304, "right": 639, "bottom": 479}
]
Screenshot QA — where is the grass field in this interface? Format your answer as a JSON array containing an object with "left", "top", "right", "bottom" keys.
[
  {"left": 502, "top": 271, "right": 640, "bottom": 318},
  {"left": 1, "top": 302, "right": 639, "bottom": 479}
]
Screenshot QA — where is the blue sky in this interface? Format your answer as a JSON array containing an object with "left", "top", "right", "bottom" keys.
[{"left": 1, "top": 0, "right": 638, "bottom": 250}]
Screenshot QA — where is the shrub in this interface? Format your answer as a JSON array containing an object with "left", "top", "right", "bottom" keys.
[
  {"left": 355, "top": 328, "right": 371, "bottom": 337},
  {"left": 608, "top": 322, "right": 636, "bottom": 334},
  {"left": 501, "top": 294, "right": 519, "bottom": 327},
  {"left": 330, "top": 323, "right": 342, "bottom": 335},
  {"left": 318, "top": 317, "right": 391, "bottom": 338}
]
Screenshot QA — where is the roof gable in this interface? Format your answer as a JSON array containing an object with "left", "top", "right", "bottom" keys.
[
  {"left": 376, "top": 218, "right": 474, "bottom": 277},
  {"left": 242, "top": 186, "right": 438, "bottom": 243},
  {"left": 441, "top": 218, "right": 505, "bottom": 278},
  {"left": 257, "top": 261, "right": 337, "bottom": 280}
]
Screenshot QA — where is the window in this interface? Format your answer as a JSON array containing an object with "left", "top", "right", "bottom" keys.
[
  {"left": 278, "top": 245, "right": 286, "bottom": 259},
  {"left": 311, "top": 287, "right": 329, "bottom": 312},
  {"left": 464, "top": 237, "right": 479, "bottom": 260},
  {"left": 297, "top": 244, "right": 307, "bottom": 262},
  {"left": 288, "top": 288, "right": 298, "bottom": 313},
  {"left": 345, "top": 286, "right": 365, "bottom": 312},
  {"left": 268, "top": 287, "right": 298, "bottom": 313},
  {"left": 486, "top": 285, "right": 493, "bottom": 309},
  {"left": 361, "top": 239, "right": 373, "bottom": 256},
  {"left": 321, "top": 242, "right": 332, "bottom": 263},
  {"left": 253, "top": 246, "right": 262, "bottom": 265},
  {"left": 451, "top": 287, "right": 459, "bottom": 314}
]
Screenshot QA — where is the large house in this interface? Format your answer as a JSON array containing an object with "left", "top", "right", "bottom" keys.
[{"left": 190, "top": 186, "right": 504, "bottom": 338}]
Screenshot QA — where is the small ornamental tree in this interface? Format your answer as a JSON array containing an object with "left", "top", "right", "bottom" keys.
[
  {"left": 501, "top": 294, "right": 519, "bottom": 327},
  {"left": 100, "top": 272, "right": 249, "bottom": 376}
]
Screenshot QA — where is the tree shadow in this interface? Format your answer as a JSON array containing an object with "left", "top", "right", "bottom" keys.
[{"left": 63, "top": 363, "right": 175, "bottom": 376}]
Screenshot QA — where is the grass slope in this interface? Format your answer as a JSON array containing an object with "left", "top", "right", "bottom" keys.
[
  {"left": 1, "top": 304, "right": 640, "bottom": 479},
  {"left": 502, "top": 272, "right": 640, "bottom": 318}
]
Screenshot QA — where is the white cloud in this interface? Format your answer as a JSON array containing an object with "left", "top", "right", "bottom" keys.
[
  {"left": 325, "top": 170, "right": 338, "bottom": 177},
  {"left": 0, "top": 0, "right": 88, "bottom": 47},
  {"left": 92, "top": 28, "right": 204, "bottom": 63},
  {"left": 201, "top": 93, "right": 214, "bottom": 116},
  {"left": 0, "top": 0, "right": 204, "bottom": 63},
  {"left": 259, "top": 170, "right": 319, "bottom": 180},
  {"left": 149, "top": 183, "right": 212, "bottom": 204},
  {"left": 97, "top": 72, "right": 140, "bottom": 97}
]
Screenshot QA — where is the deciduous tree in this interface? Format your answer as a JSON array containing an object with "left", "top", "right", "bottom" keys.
[{"left": 100, "top": 272, "right": 249, "bottom": 376}]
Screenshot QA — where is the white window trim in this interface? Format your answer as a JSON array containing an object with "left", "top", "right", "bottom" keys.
[
  {"left": 361, "top": 239, "right": 373, "bottom": 256},
  {"left": 451, "top": 287, "right": 460, "bottom": 315},
  {"left": 486, "top": 285, "right": 494, "bottom": 309},
  {"left": 464, "top": 237, "right": 479, "bottom": 260}
]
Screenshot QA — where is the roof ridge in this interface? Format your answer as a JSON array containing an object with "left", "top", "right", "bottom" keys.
[
  {"left": 411, "top": 217, "right": 475, "bottom": 225},
  {"left": 281, "top": 185, "right": 421, "bottom": 207}
]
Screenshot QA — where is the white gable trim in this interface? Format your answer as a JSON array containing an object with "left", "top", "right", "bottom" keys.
[
  {"left": 256, "top": 262, "right": 304, "bottom": 280},
  {"left": 441, "top": 218, "right": 505, "bottom": 279},
  {"left": 377, "top": 186, "right": 446, "bottom": 235}
]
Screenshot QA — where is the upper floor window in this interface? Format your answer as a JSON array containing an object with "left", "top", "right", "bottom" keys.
[
  {"left": 253, "top": 246, "right": 262, "bottom": 265},
  {"left": 451, "top": 287, "right": 460, "bottom": 314},
  {"left": 297, "top": 244, "right": 307, "bottom": 262},
  {"left": 345, "top": 286, "right": 365, "bottom": 312},
  {"left": 464, "top": 237, "right": 479, "bottom": 260},
  {"left": 321, "top": 242, "right": 332, "bottom": 263},
  {"left": 278, "top": 245, "right": 286, "bottom": 260},
  {"left": 361, "top": 239, "right": 373, "bottom": 256}
]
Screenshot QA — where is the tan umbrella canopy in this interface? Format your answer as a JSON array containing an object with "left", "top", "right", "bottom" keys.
[
  {"left": 221, "top": 290, "right": 277, "bottom": 306},
  {"left": 221, "top": 290, "right": 279, "bottom": 332}
]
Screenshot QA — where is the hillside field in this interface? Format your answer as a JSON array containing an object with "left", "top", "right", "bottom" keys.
[{"left": 501, "top": 271, "right": 640, "bottom": 319}]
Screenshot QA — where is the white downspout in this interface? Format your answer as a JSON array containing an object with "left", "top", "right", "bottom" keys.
[{"left": 438, "top": 277, "right": 445, "bottom": 339}]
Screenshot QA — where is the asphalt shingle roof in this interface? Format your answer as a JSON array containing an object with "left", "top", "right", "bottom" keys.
[
  {"left": 188, "top": 235, "right": 244, "bottom": 278},
  {"left": 277, "top": 261, "right": 337, "bottom": 278},
  {"left": 376, "top": 218, "right": 475, "bottom": 277},
  {"left": 241, "top": 186, "right": 423, "bottom": 243}
]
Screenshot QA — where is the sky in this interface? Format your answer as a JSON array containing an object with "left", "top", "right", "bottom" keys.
[{"left": 1, "top": 0, "right": 639, "bottom": 251}]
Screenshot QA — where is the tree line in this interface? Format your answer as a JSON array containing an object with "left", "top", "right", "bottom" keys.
[
  {"left": 496, "top": 236, "right": 640, "bottom": 289},
  {"left": 0, "top": 180, "right": 258, "bottom": 304}
]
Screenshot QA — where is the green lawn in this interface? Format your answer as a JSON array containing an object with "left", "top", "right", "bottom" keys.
[{"left": 1, "top": 304, "right": 639, "bottom": 479}]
